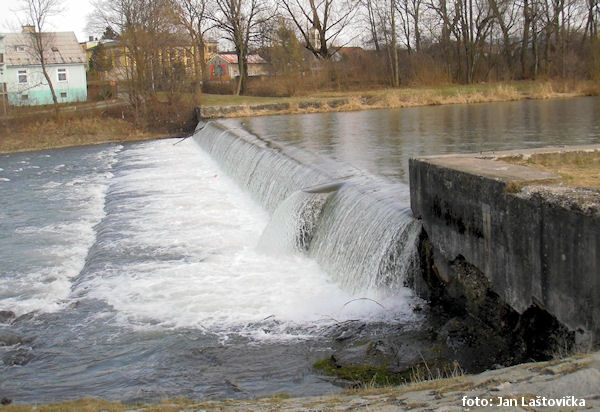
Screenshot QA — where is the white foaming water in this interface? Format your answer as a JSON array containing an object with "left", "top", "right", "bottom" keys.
[
  {"left": 0, "top": 146, "right": 120, "bottom": 315},
  {"left": 73, "top": 139, "right": 416, "bottom": 333}
]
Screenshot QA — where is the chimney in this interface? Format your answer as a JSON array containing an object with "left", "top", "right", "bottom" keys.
[{"left": 22, "top": 25, "right": 35, "bottom": 34}]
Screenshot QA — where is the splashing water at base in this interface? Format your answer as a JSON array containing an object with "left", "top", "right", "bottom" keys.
[{"left": 70, "top": 139, "right": 417, "bottom": 333}]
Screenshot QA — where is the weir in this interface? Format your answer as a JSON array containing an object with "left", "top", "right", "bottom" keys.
[
  {"left": 192, "top": 121, "right": 422, "bottom": 294},
  {"left": 192, "top": 119, "right": 596, "bottom": 361}
]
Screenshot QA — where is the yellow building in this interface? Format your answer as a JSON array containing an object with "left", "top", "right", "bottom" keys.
[{"left": 82, "top": 37, "right": 218, "bottom": 81}]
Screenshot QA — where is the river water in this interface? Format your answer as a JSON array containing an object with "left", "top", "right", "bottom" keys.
[
  {"left": 234, "top": 96, "right": 600, "bottom": 182},
  {"left": 1, "top": 96, "right": 599, "bottom": 403}
]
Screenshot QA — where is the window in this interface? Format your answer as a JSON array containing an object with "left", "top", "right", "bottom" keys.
[
  {"left": 16, "top": 45, "right": 26, "bottom": 52},
  {"left": 57, "top": 68, "right": 67, "bottom": 81},
  {"left": 21, "top": 94, "right": 28, "bottom": 100},
  {"left": 60, "top": 92, "right": 67, "bottom": 98},
  {"left": 0, "top": 53, "right": 3, "bottom": 63},
  {"left": 18, "top": 69, "right": 27, "bottom": 84}
]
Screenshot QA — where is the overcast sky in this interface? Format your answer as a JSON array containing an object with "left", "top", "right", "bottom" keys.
[{"left": 0, "top": 0, "right": 93, "bottom": 42}]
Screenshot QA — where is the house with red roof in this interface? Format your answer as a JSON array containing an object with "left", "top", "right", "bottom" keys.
[{"left": 207, "top": 53, "right": 269, "bottom": 80}]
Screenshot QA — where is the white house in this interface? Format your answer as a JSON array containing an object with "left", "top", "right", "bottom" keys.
[
  {"left": 0, "top": 29, "right": 87, "bottom": 106},
  {"left": 207, "top": 54, "right": 269, "bottom": 80}
]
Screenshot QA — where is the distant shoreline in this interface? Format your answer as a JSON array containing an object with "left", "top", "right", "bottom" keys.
[
  {"left": 197, "top": 80, "right": 599, "bottom": 119},
  {"left": 1, "top": 80, "right": 598, "bottom": 154}
]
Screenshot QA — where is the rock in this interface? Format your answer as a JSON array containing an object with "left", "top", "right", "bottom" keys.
[
  {"left": 298, "top": 101, "right": 322, "bottom": 109},
  {"left": 327, "top": 98, "right": 349, "bottom": 108},
  {"left": 252, "top": 103, "right": 290, "bottom": 112},
  {"left": 2, "top": 347, "right": 34, "bottom": 366},
  {"left": 332, "top": 342, "right": 389, "bottom": 369},
  {"left": 13, "top": 312, "right": 36, "bottom": 324},
  {"left": 0, "top": 333, "right": 28, "bottom": 347},
  {"left": 0, "top": 311, "right": 15, "bottom": 324},
  {"left": 328, "top": 320, "right": 365, "bottom": 342},
  {"left": 0, "top": 398, "right": 12, "bottom": 405}
]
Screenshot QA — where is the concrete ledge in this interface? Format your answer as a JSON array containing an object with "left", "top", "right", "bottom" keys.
[{"left": 409, "top": 145, "right": 600, "bottom": 347}]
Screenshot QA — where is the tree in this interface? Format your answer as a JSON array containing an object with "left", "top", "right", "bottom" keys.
[
  {"left": 88, "top": 42, "right": 113, "bottom": 77},
  {"left": 18, "top": 0, "right": 63, "bottom": 113},
  {"left": 362, "top": 0, "right": 400, "bottom": 85},
  {"left": 171, "top": 0, "right": 210, "bottom": 99},
  {"left": 88, "top": 0, "right": 177, "bottom": 113},
  {"left": 102, "top": 26, "right": 119, "bottom": 39},
  {"left": 280, "top": 0, "right": 360, "bottom": 59},
  {"left": 361, "top": 0, "right": 382, "bottom": 50},
  {"left": 269, "top": 18, "right": 304, "bottom": 76},
  {"left": 211, "top": 0, "right": 272, "bottom": 95}
]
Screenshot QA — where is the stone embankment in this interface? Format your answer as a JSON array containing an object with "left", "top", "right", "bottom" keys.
[{"left": 197, "top": 98, "right": 351, "bottom": 119}]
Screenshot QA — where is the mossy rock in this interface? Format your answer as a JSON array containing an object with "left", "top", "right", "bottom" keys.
[{"left": 313, "top": 356, "right": 461, "bottom": 387}]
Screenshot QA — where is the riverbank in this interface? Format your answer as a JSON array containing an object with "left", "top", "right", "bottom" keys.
[
  {"left": 1, "top": 80, "right": 598, "bottom": 154},
  {"left": 0, "top": 117, "right": 169, "bottom": 154},
  {"left": 1, "top": 351, "right": 598, "bottom": 411},
  {"left": 196, "top": 79, "right": 600, "bottom": 119}
]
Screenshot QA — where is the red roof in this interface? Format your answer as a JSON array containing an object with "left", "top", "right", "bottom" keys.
[{"left": 218, "top": 53, "right": 267, "bottom": 64}]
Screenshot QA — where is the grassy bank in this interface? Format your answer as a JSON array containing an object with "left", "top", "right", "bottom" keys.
[
  {"left": 0, "top": 117, "right": 169, "bottom": 154},
  {"left": 1, "top": 80, "right": 598, "bottom": 154},
  {"left": 194, "top": 79, "right": 600, "bottom": 113},
  {"left": 500, "top": 149, "right": 600, "bottom": 188}
]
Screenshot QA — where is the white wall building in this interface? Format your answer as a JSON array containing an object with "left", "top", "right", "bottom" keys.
[{"left": 0, "top": 29, "right": 87, "bottom": 106}]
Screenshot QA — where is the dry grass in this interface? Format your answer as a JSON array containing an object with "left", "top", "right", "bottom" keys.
[
  {"left": 500, "top": 150, "right": 600, "bottom": 188},
  {"left": 0, "top": 398, "right": 130, "bottom": 412},
  {"left": 0, "top": 116, "right": 167, "bottom": 154},
  {"left": 200, "top": 80, "right": 599, "bottom": 119}
]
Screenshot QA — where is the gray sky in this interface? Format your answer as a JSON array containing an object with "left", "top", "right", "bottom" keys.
[{"left": 0, "top": 0, "right": 93, "bottom": 42}]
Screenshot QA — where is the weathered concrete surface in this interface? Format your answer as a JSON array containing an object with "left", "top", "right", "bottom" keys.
[{"left": 409, "top": 145, "right": 600, "bottom": 347}]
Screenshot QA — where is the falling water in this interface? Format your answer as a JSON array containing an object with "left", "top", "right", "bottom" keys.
[{"left": 194, "top": 121, "right": 422, "bottom": 293}]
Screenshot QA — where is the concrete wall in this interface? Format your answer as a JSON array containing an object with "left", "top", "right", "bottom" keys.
[
  {"left": 409, "top": 147, "right": 600, "bottom": 347},
  {"left": 6, "top": 63, "right": 87, "bottom": 106}
]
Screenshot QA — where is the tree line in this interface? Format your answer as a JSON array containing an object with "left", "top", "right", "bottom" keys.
[{"left": 85, "top": 0, "right": 599, "bottom": 100}]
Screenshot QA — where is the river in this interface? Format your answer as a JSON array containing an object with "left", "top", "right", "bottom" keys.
[{"left": 1, "top": 96, "right": 599, "bottom": 403}]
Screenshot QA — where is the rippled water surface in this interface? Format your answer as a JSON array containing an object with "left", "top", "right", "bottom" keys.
[{"left": 234, "top": 96, "right": 600, "bottom": 182}]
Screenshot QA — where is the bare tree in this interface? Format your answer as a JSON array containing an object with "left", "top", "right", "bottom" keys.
[
  {"left": 211, "top": 0, "right": 272, "bottom": 95},
  {"left": 18, "top": 0, "right": 63, "bottom": 112},
  {"left": 380, "top": 0, "right": 400, "bottom": 85},
  {"left": 361, "top": 0, "right": 383, "bottom": 50},
  {"left": 172, "top": 0, "right": 211, "bottom": 99},
  {"left": 395, "top": 0, "right": 424, "bottom": 52},
  {"left": 89, "top": 0, "right": 177, "bottom": 112},
  {"left": 280, "top": 0, "right": 359, "bottom": 59}
]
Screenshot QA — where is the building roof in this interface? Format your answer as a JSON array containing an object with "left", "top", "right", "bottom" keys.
[
  {"left": 217, "top": 53, "right": 267, "bottom": 64},
  {"left": 83, "top": 38, "right": 120, "bottom": 51},
  {"left": 2, "top": 32, "right": 86, "bottom": 66}
]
